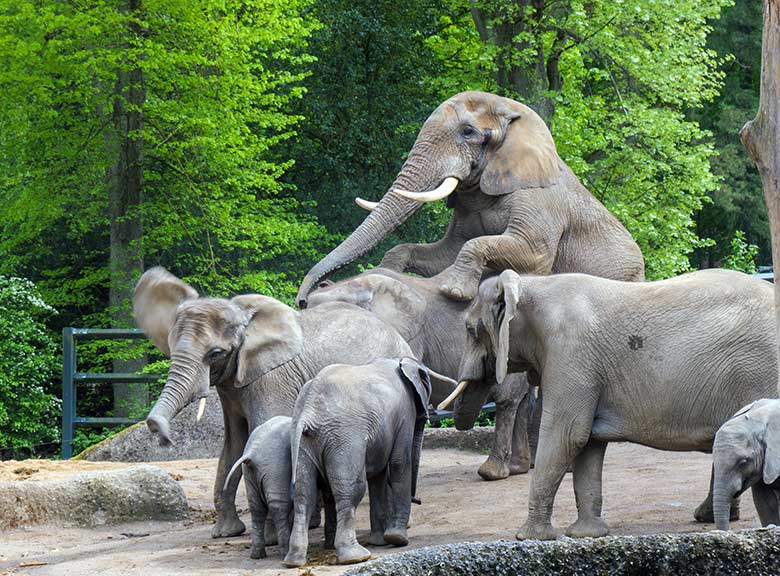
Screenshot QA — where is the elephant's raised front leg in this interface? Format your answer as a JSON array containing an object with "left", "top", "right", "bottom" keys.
[
  {"left": 212, "top": 411, "right": 249, "bottom": 538},
  {"left": 380, "top": 233, "right": 465, "bottom": 278},
  {"left": 478, "top": 374, "right": 528, "bottom": 481},
  {"left": 567, "top": 439, "right": 609, "bottom": 538},
  {"left": 439, "top": 233, "right": 555, "bottom": 301}
]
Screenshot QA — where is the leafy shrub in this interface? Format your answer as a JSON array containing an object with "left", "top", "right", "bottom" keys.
[
  {"left": 0, "top": 276, "right": 60, "bottom": 456},
  {"left": 723, "top": 230, "right": 759, "bottom": 274}
]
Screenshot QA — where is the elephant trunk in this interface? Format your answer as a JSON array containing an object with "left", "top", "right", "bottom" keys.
[
  {"left": 712, "top": 483, "right": 735, "bottom": 531},
  {"left": 146, "top": 352, "right": 208, "bottom": 446},
  {"left": 296, "top": 150, "right": 440, "bottom": 308},
  {"left": 453, "top": 380, "right": 491, "bottom": 431}
]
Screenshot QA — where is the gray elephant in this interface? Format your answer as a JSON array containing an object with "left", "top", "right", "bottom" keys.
[
  {"left": 283, "top": 358, "right": 441, "bottom": 567},
  {"left": 308, "top": 267, "right": 536, "bottom": 480},
  {"left": 133, "top": 267, "right": 417, "bottom": 538},
  {"left": 712, "top": 399, "right": 780, "bottom": 530},
  {"left": 296, "top": 90, "right": 644, "bottom": 307},
  {"left": 222, "top": 415, "right": 293, "bottom": 559},
  {"left": 452, "top": 268, "right": 777, "bottom": 540}
]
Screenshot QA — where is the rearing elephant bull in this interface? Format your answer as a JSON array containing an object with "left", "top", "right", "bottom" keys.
[{"left": 296, "top": 90, "right": 645, "bottom": 308}]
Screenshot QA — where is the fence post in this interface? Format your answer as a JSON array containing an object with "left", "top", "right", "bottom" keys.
[{"left": 61, "top": 328, "right": 76, "bottom": 459}]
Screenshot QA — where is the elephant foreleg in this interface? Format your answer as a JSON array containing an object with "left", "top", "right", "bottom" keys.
[
  {"left": 751, "top": 483, "right": 780, "bottom": 527},
  {"left": 380, "top": 226, "right": 466, "bottom": 278},
  {"left": 439, "top": 233, "right": 556, "bottom": 301},
  {"left": 567, "top": 439, "right": 609, "bottom": 538},
  {"left": 212, "top": 413, "right": 249, "bottom": 538},
  {"left": 478, "top": 374, "right": 528, "bottom": 481},
  {"left": 509, "top": 387, "right": 532, "bottom": 475}
]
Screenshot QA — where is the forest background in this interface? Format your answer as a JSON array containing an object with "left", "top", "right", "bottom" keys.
[{"left": 0, "top": 0, "right": 766, "bottom": 456}]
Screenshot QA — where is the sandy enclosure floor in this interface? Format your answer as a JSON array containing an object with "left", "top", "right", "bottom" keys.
[{"left": 0, "top": 444, "right": 760, "bottom": 576}]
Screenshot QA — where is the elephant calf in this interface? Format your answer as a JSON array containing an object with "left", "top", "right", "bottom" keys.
[
  {"left": 455, "top": 268, "right": 777, "bottom": 540},
  {"left": 712, "top": 399, "right": 780, "bottom": 530},
  {"left": 223, "top": 416, "right": 293, "bottom": 559},
  {"left": 283, "top": 358, "right": 442, "bottom": 567}
]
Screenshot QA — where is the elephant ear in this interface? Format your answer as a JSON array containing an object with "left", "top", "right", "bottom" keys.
[
  {"left": 232, "top": 295, "right": 304, "bottom": 387},
  {"left": 494, "top": 270, "right": 522, "bottom": 384},
  {"left": 763, "top": 415, "right": 780, "bottom": 484},
  {"left": 399, "top": 358, "right": 433, "bottom": 419},
  {"left": 133, "top": 267, "right": 198, "bottom": 357},
  {"left": 480, "top": 99, "right": 560, "bottom": 195}
]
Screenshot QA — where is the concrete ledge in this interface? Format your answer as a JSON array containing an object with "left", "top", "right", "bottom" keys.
[
  {"left": 345, "top": 529, "right": 780, "bottom": 576},
  {"left": 423, "top": 426, "right": 493, "bottom": 453},
  {"left": 0, "top": 464, "right": 188, "bottom": 529}
]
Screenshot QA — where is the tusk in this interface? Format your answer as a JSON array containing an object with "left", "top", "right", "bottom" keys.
[
  {"left": 196, "top": 397, "right": 207, "bottom": 422},
  {"left": 436, "top": 380, "right": 470, "bottom": 411},
  {"left": 393, "top": 177, "right": 459, "bottom": 203},
  {"left": 355, "top": 197, "right": 378, "bottom": 211}
]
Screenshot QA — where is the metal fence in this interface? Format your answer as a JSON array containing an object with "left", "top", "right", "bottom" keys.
[{"left": 61, "top": 328, "right": 161, "bottom": 459}]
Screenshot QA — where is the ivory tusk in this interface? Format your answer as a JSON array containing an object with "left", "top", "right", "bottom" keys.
[
  {"left": 355, "top": 197, "right": 378, "bottom": 211},
  {"left": 196, "top": 397, "right": 207, "bottom": 422},
  {"left": 393, "top": 177, "right": 459, "bottom": 203},
  {"left": 436, "top": 380, "right": 470, "bottom": 411}
]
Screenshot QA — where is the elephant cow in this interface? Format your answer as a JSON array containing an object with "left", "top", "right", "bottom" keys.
[
  {"left": 133, "top": 267, "right": 423, "bottom": 538},
  {"left": 455, "top": 268, "right": 777, "bottom": 540},
  {"left": 296, "top": 90, "right": 644, "bottom": 307},
  {"left": 308, "top": 267, "right": 535, "bottom": 480}
]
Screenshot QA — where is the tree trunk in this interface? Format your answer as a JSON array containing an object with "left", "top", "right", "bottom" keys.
[
  {"left": 740, "top": 0, "right": 780, "bottom": 394},
  {"left": 109, "top": 0, "right": 146, "bottom": 417}
]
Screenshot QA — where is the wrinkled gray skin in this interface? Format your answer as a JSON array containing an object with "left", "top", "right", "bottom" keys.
[
  {"left": 133, "top": 267, "right": 414, "bottom": 539},
  {"left": 712, "top": 399, "right": 780, "bottom": 531},
  {"left": 222, "top": 416, "right": 293, "bottom": 559},
  {"left": 308, "top": 267, "right": 536, "bottom": 480},
  {"left": 284, "top": 358, "right": 435, "bottom": 567},
  {"left": 459, "top": 269, "right": 778, "bottom": 540},
  {"left": 296, "top": 90, "right": 644, "bottom": 307}
]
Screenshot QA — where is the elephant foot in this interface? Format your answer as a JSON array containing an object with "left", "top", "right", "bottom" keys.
[
  {"left": 383, "top": 527, "right": 409, "bottom": 547},
  {"left": 565, "top": 517, "right": 609, "bottom": 538},
  {"left": 250, "top": 544, "right": 266, "bottom": 559},
  {"left": 478, "top": 456, "right": 510, "bottom": 481},
  {"left": 282, "top": 546, "right": 307, "bottom": 568},
  {"left": 439, "top": 279, "right": 478, "bottom": 302},
  {"left": 516, "top": 521, "right": 558, "bottom": 541},
  {"left": 324, "top": 533, "right": 336, "bottom": 550},
  {"left": 368, "top": 531, "right": 387, "bottom": 546},
  {"left": 337, "top": 543, "right": 371, "bottom": 565},
  {"left": 211, "top": 515, "right": 246, "bottom": 538},
  {"left": 509, "top": 458, "right": 531, "bottom": 475},
  {"left": 694, "top": 498, "right": 740, "bottom": 523}
]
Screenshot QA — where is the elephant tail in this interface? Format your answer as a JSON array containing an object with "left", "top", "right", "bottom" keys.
[
  {"left": 290, "top": 416, "right": 310, "bottom": 486},
  {"left": 223, "top": 455, "right": 250, "bottom": 493}
]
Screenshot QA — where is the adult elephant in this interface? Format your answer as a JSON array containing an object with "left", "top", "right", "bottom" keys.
[
  {"left": 296, "top": 90, "right": 645, "bottom": 307},
  {"left": 133, "top": 267, "right": 453, "bottom": 539},
  {"left": 308, "top": 267, "right": 535, "bottom": 480},
  {"left": 454, "top": 269, "right": 777, "bottom": 540}
]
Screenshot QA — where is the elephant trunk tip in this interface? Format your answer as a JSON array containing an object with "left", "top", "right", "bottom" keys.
[{"left": 146, "top": 414, "right": 174, "bottom": 447}]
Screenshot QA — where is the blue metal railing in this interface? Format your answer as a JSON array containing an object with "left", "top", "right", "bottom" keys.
[{"left": 61, "top": 328, "right": 161, "bottom": 459}]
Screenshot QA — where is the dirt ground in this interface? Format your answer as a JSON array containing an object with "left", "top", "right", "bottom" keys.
[{"left": 0, "top": 443, "right": 759, "bottom": 576}]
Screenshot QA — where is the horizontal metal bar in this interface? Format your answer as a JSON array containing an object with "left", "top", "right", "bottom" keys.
[
  {"left": 73, "top": 417, "right": 142, "bottom": 426},
  {"left": 73, "top": 372, "right": 162, "bottom": 383},
  {"left": 429, "top": 402, "right": 496, "bottom": 422},
  {"left": 70, "top": 328, "right": 149, "bottom": 340}
]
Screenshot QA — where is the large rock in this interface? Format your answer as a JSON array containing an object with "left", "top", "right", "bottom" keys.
[
  {"left": 344, "top": 529, "right": 780, "bottom": 576},
  {"left": 81, "top": 387, "right": 493, "bottom": 462},
  {"left": 0, "top": 465, "right": 188, "bottom": 529}
]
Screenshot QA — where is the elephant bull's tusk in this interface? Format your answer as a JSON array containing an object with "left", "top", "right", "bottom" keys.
[
  {"left": 196, "top": 397, "right": 207, "bottom": 422},
  {"left": 355, "top": 197, "right": 378, "bottom": 211},
  {"left": 393, "top": 177, "right": 459, "bottom": 203},
  {"left": 436, "top": 380, "right": 470, "bottom": 411}
]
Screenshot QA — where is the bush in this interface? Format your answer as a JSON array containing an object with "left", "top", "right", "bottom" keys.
[
  {"left": 723, "top": 230, "right": 759, "bottom": 274},
  {"left": 0, "top": 276, "right": 60, "bottom": 457}
]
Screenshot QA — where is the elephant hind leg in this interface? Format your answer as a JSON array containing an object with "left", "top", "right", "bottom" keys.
[
  {"left": 325, "top": 444, "right": 371, "bottom": 564},
  {"left": 283, "top": 451, "right": 318, "bottom": 568},
  {"left": 367, "top": 469, "right": 389, "bottom": 546}
]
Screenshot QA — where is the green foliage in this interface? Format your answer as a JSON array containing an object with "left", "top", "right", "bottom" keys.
[
  {"left": 722, "top": 230, "right": 758, "bottom": 274},
  {"left": 0, "top": 276, "right": 60, "bottom": 455}
]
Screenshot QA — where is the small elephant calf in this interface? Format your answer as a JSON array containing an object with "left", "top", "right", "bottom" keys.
[
  {"left": 223, "top": 415, "right": 293, "bottom": 559},
  {"left": 712, "top": 399, "right": 780, "bottom": 531},
  {"left": 283, "top": 358, "right": 451, "bottom": 567}
]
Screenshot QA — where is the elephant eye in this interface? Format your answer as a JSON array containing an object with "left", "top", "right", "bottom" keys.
[
  {"left": 206, "top": 347, "right": 227, "bottom": 362},
  {"left": 462, "top": 125, "right": 476, "bottom": 138},
  {"left": 737, "top": 457, "right": 750, "bottom": 468}
]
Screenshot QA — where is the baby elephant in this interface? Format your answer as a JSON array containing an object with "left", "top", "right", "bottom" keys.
[
  {"left": 712, "top": 399, "right": 780, "bottom": 530},
  {"left": 283, "top": 358, "right": 450, "bottom": 567},
  {"left": 223, "top": 415, "right": 293, "bottom": 559}
]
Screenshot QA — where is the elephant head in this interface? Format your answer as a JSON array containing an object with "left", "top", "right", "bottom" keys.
[
  {"left": 712, "top": 399, "right": 780, "bottom": 530},
  {"left": 134, "top": 267, "right": 303, "bottom": 445},
  {"left": 296, "top": 91, "right": 560, "bottom": 307}
]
